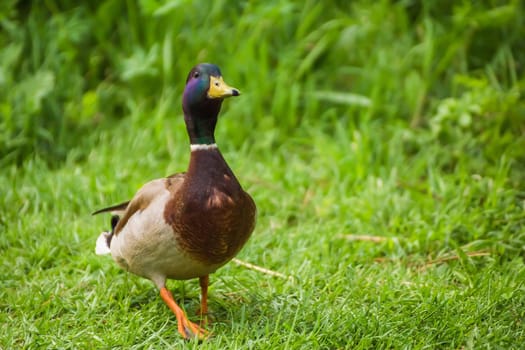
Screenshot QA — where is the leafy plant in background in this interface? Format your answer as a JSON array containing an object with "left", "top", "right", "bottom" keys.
[
  {"left": 1, "top": 1, "right": 125, "bottom": 166},
  {"left": 1, "top": 0, "right": 523, "bottom": 167}
]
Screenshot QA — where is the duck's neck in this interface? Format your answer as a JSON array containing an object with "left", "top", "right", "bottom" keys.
[
  {"left": 183, "top": 99, "right": 222, "bottom": 145},
  {"left": 182, "top": 98, "right": 239, "bottom": 186}
]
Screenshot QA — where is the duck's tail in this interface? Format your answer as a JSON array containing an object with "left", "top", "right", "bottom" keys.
[
  {"left": 95, "top": 231, "right": 112, "bottom": 255},
  {"left": 95, "top": 215, "right": 119, "bottom": 255}
]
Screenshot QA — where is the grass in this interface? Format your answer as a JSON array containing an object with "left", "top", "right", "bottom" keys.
[{"left": 1, "top": 0, "right": 525, "bottom": 348}]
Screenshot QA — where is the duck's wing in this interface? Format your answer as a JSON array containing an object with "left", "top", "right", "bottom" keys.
[{"left": 93, "top": 173, "right": 186, "bottom": 235}]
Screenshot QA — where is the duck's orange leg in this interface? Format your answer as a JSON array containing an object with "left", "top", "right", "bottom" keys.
[
  {"left": 160, "top": 287, "right": 208, "bottom": 340},
  {"left": 199, "top": 275, "right": 209, "bottom": 315}
]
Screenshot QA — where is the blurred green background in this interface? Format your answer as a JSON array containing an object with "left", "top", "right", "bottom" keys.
[
  {"left": 1, "top": 0, "right": 525, "bottom": 348},
  {"left": 2, "top": 0, "right": 524, "bottom": 169}
]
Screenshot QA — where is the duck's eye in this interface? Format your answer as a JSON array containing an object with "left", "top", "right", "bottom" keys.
[
  {"left": 215, "top": 81, "right": 220, "bottom": 87},
  {"left": 193, "top": 71, "right": 200, "bottom": 78}
]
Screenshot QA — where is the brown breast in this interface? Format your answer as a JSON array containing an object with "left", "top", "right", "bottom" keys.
[{"left": 164, "top": 149, "right": 256, "bottom": 265}]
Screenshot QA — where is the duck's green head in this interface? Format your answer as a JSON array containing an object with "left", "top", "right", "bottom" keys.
[
  {"left": 184, "top": 63, "right": 240, "bottom": 101},
  {"left": 182, "top": 63, "right": 240, "bottom": 145}
]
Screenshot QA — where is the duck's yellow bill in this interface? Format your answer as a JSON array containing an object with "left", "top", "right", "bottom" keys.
[{"left": 208, "top": 76, "right": 240, "bottom": 99}]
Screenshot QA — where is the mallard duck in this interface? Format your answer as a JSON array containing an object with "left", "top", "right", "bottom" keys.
[{"left": 93, "top": 63, "right": 256, "bottom": 340}]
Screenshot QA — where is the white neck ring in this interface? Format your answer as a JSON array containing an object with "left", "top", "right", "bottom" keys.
[{"left": 190, "top": 143, "right": 218, "bottom": 152}]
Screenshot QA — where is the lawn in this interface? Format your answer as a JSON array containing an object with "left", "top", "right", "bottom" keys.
[{"left": 1, "top": 1, "right": 525, "bottom": 348}]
